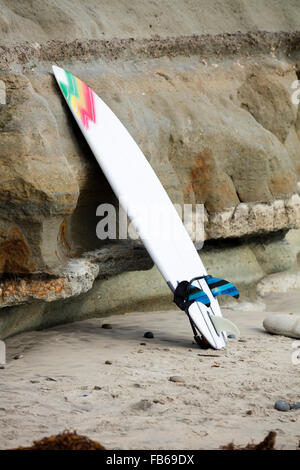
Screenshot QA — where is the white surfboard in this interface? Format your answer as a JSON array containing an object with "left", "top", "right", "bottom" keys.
[{"left": 52, "top": 65, "right": 240, "bottom": 349}]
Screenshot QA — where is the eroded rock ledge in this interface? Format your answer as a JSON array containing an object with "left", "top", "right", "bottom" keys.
[
  {"left": 205, "top": 192, "right": 300, "bottom": 239},
  {"left": 0, "top": 243, "right": 153, "bottom": 308},
  {"left": 1, "top": 31, "right": 300, "bottom": 66}
]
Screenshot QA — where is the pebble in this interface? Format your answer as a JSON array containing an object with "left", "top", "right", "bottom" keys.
[
  {"left": 140, "top": 343, "right": 146, "bottom": 346},
  {"left": 228, "top": 334, "right": 236, "bottom": 339},
  {"left": 274, "top": 400, "right": 290, "bottom": 412},
  {"left": 13, "top": 354, "right": 23, "bottom": 360},
  {"left": 102, "top": 323, "right": 113, "bottom": 329},
  {"left": 132, "top": 399, "right": 152, "bottom": 411},
  {"left": 144, "top": 331, "right": 154, "bottom": 339},
  {"left": 238, "top": 339, "right": 247, "bottom": 343},
  {"left": 290, "top": 402, "right": 300, "bottom": 410},
  {"left": 169, "top": 376, "right": 185, "bottom": 383},
  {"left": 153, "top": 399, "right": 165, "bottom": 404},
  {"left": 93, "top": 386, "right": 102, "bottom": 390},
  {"left": 45, "top": 377, "right": 57, "bottom": 382},
  {"left": 105, "top": 360, "right": 112, "bottom": 365}
]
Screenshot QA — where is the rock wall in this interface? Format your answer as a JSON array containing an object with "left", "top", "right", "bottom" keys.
[
  {"left": 1, "top": 1, "right": 300, "bottom": 338},
  {"left": 1, "top": 0, "right": 300, "bottom": 42}
]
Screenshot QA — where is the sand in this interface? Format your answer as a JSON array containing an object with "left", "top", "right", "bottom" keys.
[{"left": 0, "top": 291, "right": 299, "bottom": 450}]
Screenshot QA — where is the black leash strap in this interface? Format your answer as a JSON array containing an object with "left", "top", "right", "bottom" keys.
[
  {"left": 173, "top": 276, "right": 210, "bottom": 349},
  {"left": 173, "top": 275, "right": 206, "bottom": 311}
]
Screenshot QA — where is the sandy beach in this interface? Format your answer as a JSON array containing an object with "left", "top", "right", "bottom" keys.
[{"left": 0, "top": 291, "right": 299, "bottom": 450}]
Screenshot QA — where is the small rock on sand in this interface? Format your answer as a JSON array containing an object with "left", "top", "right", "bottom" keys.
[
  {"left": 144, "top": 331, "right": 154, "bottom": 339},
  {"left": 274, "top": 400, "right": 290, "bottom": 412},
  {"left": 290, "top": 402, "right": 300, "bottom": 410},
  {"left": 13, "top": 354, "right": 24, "bottom": 360},
  {"left": 132, "top": 399, "right": 152, "bottom": 411},
  {"left": 153, "top": 399, "right": 165, "bottom": 404},
  {"left": 169, "top": 376, "right": 185, "bottom": 383},
  {"left": 102, "top": 324, "right": 113, "bottom": 329}
]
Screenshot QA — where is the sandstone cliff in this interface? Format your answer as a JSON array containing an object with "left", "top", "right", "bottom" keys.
[{"left": 1, "top": 1, "right": 300, "bottom": 338}]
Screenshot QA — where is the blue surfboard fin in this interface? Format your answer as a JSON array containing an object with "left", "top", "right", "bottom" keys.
[
  {"left": 204, "top": 275, "right": 239, "bottom": 300},
  {"left": 188, "top": 285, "right": 211, "bottom": 307}
]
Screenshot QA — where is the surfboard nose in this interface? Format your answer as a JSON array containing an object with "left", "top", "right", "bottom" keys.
[{"left": 52, "top": 64, "right": 61, "bottom": 74}]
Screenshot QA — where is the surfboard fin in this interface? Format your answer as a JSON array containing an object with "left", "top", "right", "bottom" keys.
[
  {"left": 204, "top": 275, "right": 239, "bottom": 301},
  {"left": 188, "top": 285, "right": 211, "bottom": 307},
  {"left": 209, "top": 315, "right": 240, "bottom": 338}
]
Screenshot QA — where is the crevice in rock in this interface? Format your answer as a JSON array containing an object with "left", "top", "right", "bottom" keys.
[
  {"left": 0, "top": 272, "right": 60, "bottom": 281},
  {"left": 201, "top": 229, "right": 288, "bottom": 250}
]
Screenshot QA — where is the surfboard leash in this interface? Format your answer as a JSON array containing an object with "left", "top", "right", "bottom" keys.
[{"left": 173, "top": 278, "right": 211, "bottom": 349}]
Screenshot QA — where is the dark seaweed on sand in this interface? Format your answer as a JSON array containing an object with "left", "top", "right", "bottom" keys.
[
  {"left": 13, "top": 430, "right": 105, "bottom": 450},
  {"left": 221, "top": 431, "right": 277, "bottom": 450}
]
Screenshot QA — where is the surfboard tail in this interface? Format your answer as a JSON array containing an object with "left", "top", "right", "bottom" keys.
[
  {"left": 185, "top": 308, "right": 240, "bottom": 349},
  {"left": 174, "top": 275, "right": 240, "bottom": 348}
]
